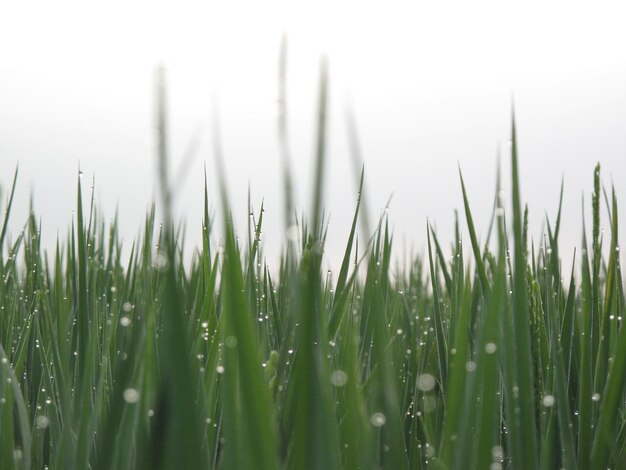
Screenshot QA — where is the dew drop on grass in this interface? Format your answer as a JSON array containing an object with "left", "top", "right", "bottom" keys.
[
  {"left": 542, "top": 395, "right": 555, "bottom": 407},
  {"left": 153, "top": 252, "right": 169, "bottom": 270},
  {"left": 216, "top": 365, "right": 225, "bottom": 374},
  {"left": 465, "top": 361, "right": 477, "bottom": 372},
  {"left": 330, "top": 370, "right": 348, "bottom": 387},
  {"left": 491, "top": 445, "right": 503, "bottom": 460},
  {"left": 122, "top": 302, "right": 133, "bottom": 312},
  {"left": 417, "top": 374, "right": 436, "bottom": 392},
  {"left": 123, "top": 388, "right": 140, "bottom": 404},
  {"left": 225, "top": 336, "right": 238, "bottom": 348},
  {"left": 484, "top": 343, "right": 497, "bottom": 354},
  {"left": 370, "top": 412, "right": 386, "bottom": 427},
  {"left": 592, "top": 393, "right": 601, "bottom": 402},
  {"left": 119, "top": 316, "right": 131, "bottom": 327},
  {"left": 1, "top": 357, "right": 7, "bottom": 364},
  {"left": 36, "top": 415, "right": 49, "bottom": 429},
  {"left": 424, "top": 444, "right": 435, "bottom": 458}
]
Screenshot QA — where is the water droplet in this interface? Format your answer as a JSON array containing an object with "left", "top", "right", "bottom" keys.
[
  {"left": 542, "top": 395, "right": 555, "bottom": 407},
  {"left": 123, "top": 388, "right": 140, "bottom": 404},
  {"left": 225, "top": 336, "right": 238, "bottom": 348},
  {"left": 153, "top": 251, "right": 169, "bottom": 270},
  {"left": 491, "top": 445, "right": 503, "bottom": 460},
  {"left": 417, "top": 374, "right": 436, "bottom": 392},
  {"left": 216, "top": 365, "right": 225, "bottom": 374},
  {"left": 370, "top": 412, "right": 386, "bottom": 427},
  {"left": 465, "top": 361, "right": 477, "bottom": 372},
  {"left": 119, "top": 316, "right": 131, "bottom": 327},
  {"left": 122, "top": 302, "right": 133, "bottom": 312},
  {"left": 36, "top": 415, "right": 49, "bottom": 429},
  {"left": 485, "top": 343, "right": 497, "bottom": 354},
  {"left": 592, "top": 393, "right": 601, "bottom": 402},
  {"left": 330, "top": 370, "right": 348, "bottom": 387}
]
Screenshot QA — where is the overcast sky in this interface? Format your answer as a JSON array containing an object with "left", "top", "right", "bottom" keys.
[{"left": 1, "top": 0, "right": 625, "bottom": 269}]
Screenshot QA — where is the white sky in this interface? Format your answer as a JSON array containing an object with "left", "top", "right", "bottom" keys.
[{"left": 1, "top": 0, "right": 625, "bottom": 270}]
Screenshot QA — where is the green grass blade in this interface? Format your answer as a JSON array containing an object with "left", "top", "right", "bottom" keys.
[
  {"left": 591, "top": 189, "right": 625, "bottom": 468},
  {"left": 509, "top": 112, "right": 539, "bottom": 468},
  {"left": 458, "top": 167, "right": 490, "bottom": 298},
  {"left": 0, "top": 166, "right": 18, "bottom": 249}
]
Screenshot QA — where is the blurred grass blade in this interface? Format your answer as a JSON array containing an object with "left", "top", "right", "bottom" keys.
[{"left": 509, "top": 111, "right": 539, "bottom": 468}]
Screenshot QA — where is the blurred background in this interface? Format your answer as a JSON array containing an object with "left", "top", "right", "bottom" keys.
[{"left": 1, "top": 0, "right": 625, "bottom": 269}]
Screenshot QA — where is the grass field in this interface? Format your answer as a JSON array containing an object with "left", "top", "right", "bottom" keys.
[{"left": 1, "top": 67, "right": 625, "bottom": 470}]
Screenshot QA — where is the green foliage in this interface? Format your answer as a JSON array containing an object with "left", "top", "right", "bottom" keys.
[{"left": 1, "top": 89, "right": 626, "bottom": 469}]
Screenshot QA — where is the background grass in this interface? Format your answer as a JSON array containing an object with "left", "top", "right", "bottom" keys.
[{"left": 1, "top": 66, "right": 625, "bottom": 469}]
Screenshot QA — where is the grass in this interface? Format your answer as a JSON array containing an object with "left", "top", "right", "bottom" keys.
[{"left": 1, "top": 66, "right": 626, "bottom": 470}]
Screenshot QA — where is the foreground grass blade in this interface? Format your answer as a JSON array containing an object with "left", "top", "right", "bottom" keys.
[
  {"left": 286, "top": 57, "right": 343, "bottom": 470},
  {"left": 144, "top": 64, "right": 206, "bottom": 469},
  {"left": 509, "top": 112, "right": 539, "bottom": 468},
  {"left": 591, "top": 189, "right": 625, "bottom": 468}
]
